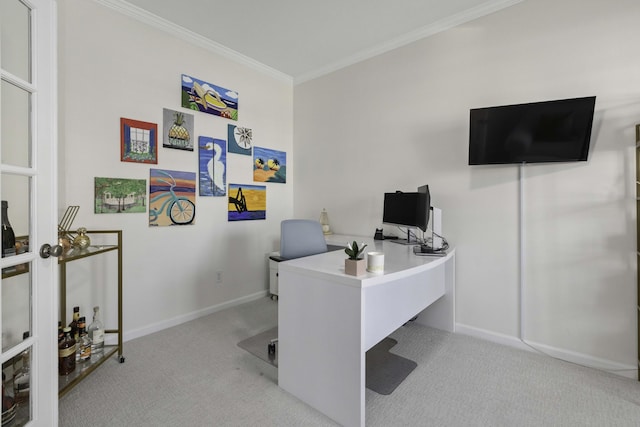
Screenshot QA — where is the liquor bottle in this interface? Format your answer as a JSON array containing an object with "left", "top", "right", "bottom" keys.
[
  {"left": 1, "top": 200, "right": 15, "bottom": 257},
  {"left": 13, "top": 332, "right": 30, "bottom": 405},
  {"left": 87, "top": 306, "right": 105, "bottom": 356},
  {"left": 58, "top": 321, "right": 64, "bottom": 343},
  {"left": 69, "top": 306, "right": 80, "bottom": 342},
  {"left": 58, "top": 327, "right": 76, "bottom": 376},
  {"left": 76, "top": 318, "right": 91, "bottom": 363}
]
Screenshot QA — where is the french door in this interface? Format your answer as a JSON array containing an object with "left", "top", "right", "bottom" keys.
[{"left": 1, "top": 0, "right": 58, "bottom": 425}]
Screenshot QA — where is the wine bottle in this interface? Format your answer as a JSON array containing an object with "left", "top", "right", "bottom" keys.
[
  {"left": 68, "top": 306, "right": 80, "bottom": 342},
  {"left": 1, "top": 200, "right": 15, "bottom": 257},
  {"left": 58, "top": 327, "right": 76, "bottom": 375}
]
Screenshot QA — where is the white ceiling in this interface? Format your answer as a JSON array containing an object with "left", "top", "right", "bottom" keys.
[{"left": 113, "top": 0, "right": 523, "bottom": 83}]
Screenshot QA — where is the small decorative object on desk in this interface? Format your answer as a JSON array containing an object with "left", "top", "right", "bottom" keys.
[
  {"left": 344, "top": 241, "right": 367, "bottom": 276},
  {"left": 367, "top": 252, "right": 384, "bottom": 274},
  {"left": 58, "top": 205, "right": 79, "bottom": 250},
  {"left": 73, "top": 227, "right": 91, "bottom": 249},
  {"left": 319, "top": 208, "right": 332, "bottom": 235}
]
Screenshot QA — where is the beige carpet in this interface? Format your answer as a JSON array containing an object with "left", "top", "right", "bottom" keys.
[{"left": 59, "top": 297, "right": 640, "bottom": 426}]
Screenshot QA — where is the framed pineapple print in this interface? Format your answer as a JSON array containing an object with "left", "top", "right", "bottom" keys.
[
  {"left": 120, "top": 118, "right": 158, "bottom": 164},
  {"left": 163, "top": 108, "right": 194, "bottom": 151}
]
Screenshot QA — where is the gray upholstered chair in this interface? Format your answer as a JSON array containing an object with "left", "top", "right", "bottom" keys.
[
  {"left": 279, "top": 219, "right": 328, "bottom": 260},
  {"left": 268, "top": 219, "right": 328, "bottom": 356}
]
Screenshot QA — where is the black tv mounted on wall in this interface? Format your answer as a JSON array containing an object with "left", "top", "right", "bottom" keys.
[{"left": 468, "top": 96, "right": 596, "bottom": 165}]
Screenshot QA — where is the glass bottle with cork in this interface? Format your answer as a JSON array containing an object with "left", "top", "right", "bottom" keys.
[
  {"left": 76, "top": 317, "right": 92, "bottom": 363},
  {"left": 88, "top": 306, "right": 105, "bottom": 356}
]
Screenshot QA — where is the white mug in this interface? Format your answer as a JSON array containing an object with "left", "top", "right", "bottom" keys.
[{"left": 367, "top": 252, "right": 384, "bottom": 274}]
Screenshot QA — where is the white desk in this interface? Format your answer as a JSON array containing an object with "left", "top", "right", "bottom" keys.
[{"left": 278, "top": 235, "right": 455, "bottom": 427}]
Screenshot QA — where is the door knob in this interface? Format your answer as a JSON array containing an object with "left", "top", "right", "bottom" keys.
[{"left": 39, "top": 243, "right": 63, "bottom": 258}]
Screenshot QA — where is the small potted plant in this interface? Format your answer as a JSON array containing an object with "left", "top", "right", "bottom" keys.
[{"left": 344, "top": 240, "right": 367, "bottom": 276}]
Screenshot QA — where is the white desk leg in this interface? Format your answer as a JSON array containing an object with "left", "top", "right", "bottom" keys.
[
  {"left": 414, "top": 252, "right": 455, "bottom": 332},
  {"left": 279, "top": 269, "right": 365, "bottom": 427}
]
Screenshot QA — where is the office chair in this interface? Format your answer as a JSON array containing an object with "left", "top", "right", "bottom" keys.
[{"left": 268, "top": 219, "right": 328, "bottom": 356}]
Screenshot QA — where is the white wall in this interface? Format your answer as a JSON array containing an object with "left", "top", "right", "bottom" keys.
[
  {"left": 58, "top": 0, "right": 293, "bottom": 339},
  {"left": 294, "top": 0, "right": 640, "bottom": 376}
]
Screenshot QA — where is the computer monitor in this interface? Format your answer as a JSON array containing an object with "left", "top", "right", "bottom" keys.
[
  {"left": 416, "top": 185, "right": 430, "bottom": 233},
  {"left": 382, "top": 185, "right": 431, "bottom": 244}
]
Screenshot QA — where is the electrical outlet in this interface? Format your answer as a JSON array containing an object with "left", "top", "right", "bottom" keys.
[{"left": 216, "top": 271, "right": 223, "bottom": 284}]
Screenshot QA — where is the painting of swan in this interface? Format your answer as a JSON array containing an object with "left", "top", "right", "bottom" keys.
[{"left": 198, "top": 136, "right": 226, "bottom": 196}]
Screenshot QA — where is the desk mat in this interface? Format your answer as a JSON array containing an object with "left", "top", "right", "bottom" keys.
[{"left": 238, "top": 327, "right": 417, "bottom": 395}]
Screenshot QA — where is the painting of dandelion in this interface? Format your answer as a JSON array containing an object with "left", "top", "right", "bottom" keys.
[
  {"left": 228, "top": 124, "right": 252, "bottom": 155},
  {"left": 253, "top": 147, "right": 286, "bottom": 183},
  {"left": 149, "top": 169, "right": 196, "bottom": 226},
  {"left": 228, "top": 183, "right": 266, "bottom": 221},
  {"left": 181, "top": 74, "right": 238, "bottom": 121},
  {"left": 163, "top": 108, "right": 194, "bottom": 151},
  {"left": 198, "top": 136, "right": 226, "bottom": 197},
  {"left": 94, "top": 177, "right": 147, "bottom": 213},
  {"left": 120, "top": 118, "right": 157, "bottom": 164}
]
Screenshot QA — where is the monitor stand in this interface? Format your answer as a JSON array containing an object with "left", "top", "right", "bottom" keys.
[
  {"left": 388, "top": 238, "right": 419, "bottom": 245},
  {"left": 388, "top": 229, "right": 419, "bottom": 245}
]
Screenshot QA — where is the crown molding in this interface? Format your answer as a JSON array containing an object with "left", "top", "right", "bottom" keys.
[
  {"left": 294, "top": 0, "right": 524, "bottom": 84},
  {"left": 91, "top": 0, "right": 293, "bottom": 85}
]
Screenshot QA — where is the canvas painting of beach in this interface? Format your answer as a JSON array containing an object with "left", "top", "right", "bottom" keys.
[
  {"left": 228, "top": 183, "right": 266, "bottom": 221},
  {"left": 253, "top": 147, "right": 286, "bottom": 183}
]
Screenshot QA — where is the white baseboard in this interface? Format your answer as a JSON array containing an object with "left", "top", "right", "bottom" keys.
[
  {"left": 115, "top": 291, "right": 269, "bottom": 344},
  {"left": 455, "top": 322, "right": 638, "bottom": 380}
]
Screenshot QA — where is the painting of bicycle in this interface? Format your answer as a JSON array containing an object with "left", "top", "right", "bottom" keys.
[
  {"left": 149, "top": 169, "right": 196, "bottom": 226},
  {"left": 228, "top": 183, "right": 266, "bottom": 221}
]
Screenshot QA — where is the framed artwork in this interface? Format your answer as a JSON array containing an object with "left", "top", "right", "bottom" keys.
[
  {"left": 253, "top": 147, "right": 286, "bottom": 183},
  {"left": 228, "top": 124, "right": 252, "bottom": 155},
  {"left": 198, "top": 136, "right": 226, "bottom": 197},
  {"left": 120, "top": 118, "right": 157, "bottom": 164},
  {"left": 94, "top": 177, "right": 147, "bottom": 213},
  {"left": 149, "top": 168, "right": 196, "bottom": 226},
  {"left": 163, "top": 108, "right": 194, "bottom": 151},
  {"left": 228, "top": 183, "right": 266, "bottom": 221},
  {"left": 181, "top": 74, "right": 238, "bottom": 121}
]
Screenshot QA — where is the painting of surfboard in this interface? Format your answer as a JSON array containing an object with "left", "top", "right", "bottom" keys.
[
  {"left": 228, "top": 183, "right": 266, "bottom": 221},
  {"left": 181, "top": 74, "right": 238, "bottom": 121}
]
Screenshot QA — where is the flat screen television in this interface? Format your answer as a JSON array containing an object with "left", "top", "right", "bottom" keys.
[{"left": 468, "top": 96, "right": 596, "bottom": 165}]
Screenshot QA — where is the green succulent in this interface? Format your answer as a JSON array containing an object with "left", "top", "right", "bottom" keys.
[{"left": 345, "top": 241, "right": 367, "bottom": 260}]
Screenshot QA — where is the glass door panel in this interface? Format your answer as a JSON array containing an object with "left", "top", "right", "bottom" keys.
[
  {"left": 1, "top": 79, "right": 31, "bottom": 168},
  {"left": 1, "top": 265, "right": 31, "bottom": 352},
  {"left": 1, "top": 173, "right": 31, "bottom": 255},
  {"left": 1, "top": 0, "right": 56, "bottom": 424},
  {"left": 0, "top": 0, "right": 31, "bottom": 82}
]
